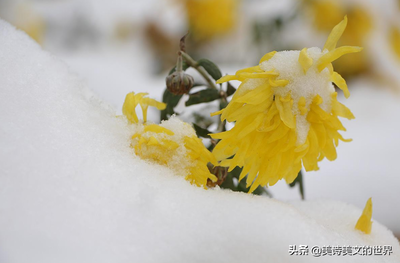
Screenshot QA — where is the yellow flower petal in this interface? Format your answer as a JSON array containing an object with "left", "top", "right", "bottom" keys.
[
  {"left": 331, "top": 93, "right": 355, "bottom": 119},
  {"left": 259, "top": 51, "right": 277, "bottom": 64},
  {"left": 122, "top": 92, "right": 166, "bottom": 124},
  {"left": 323, "top": 16, "right": 348, "bottom": 51},
  {"left": 237, "top": 71, "right": 278, "bottom": 79},
  {"left": 210, "top": 109, "right": 224, "bottom": 117},
  {"left": 216, "top": 75, "right": 237, "bottom": 84},
  {"left": 298, "top": 96, "right": 308, "bottom": 115},
  {"left": 331, "top": 71, "right": 350, "bottom": 98},
  {"left": 122, "top": 92, "right": 139, "bottom": 124},
  {"left": 298, "top": 48, "right": 313, "bottom": 74},
  {"left": 147, "top": 136, "right": 159, "bottom": 146},
  {"left": 355, "top": 198, "right": 373, "bottom": 234},
  {"left": 144, "top": 124, "right": 175, "bottom": 135},
  {"left": 317, "top": 46, "right": 363, "bottom": 72},
  {"left": 275, "top": 94, "right": 295, "bottom": 129}
]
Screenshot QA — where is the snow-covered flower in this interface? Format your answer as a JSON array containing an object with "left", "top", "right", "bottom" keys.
[
  {"left": 184, "top": 0, "right": 237, "bottom": 40},
  {"left": 211, "top": 17, "right": 361, "bottom": 192},
  {"left": 122, "top": 93, "right": 217, "bottom": 188}
]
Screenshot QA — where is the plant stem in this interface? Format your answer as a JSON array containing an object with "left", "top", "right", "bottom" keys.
[
  {"left": 217, "top": 119, "right": 226, "bottom": 133},
  {"left": 180, "top": 51, "right": 219, "bottom": 90},
  {"left": 176, "top": 54, "right": 183, "bottom": 72}
]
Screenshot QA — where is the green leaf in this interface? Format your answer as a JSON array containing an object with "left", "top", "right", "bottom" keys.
[
  {"left": 289, "top": 170, "right": 305, "bottom": 200},
  {"left": 197, "top": 59, "right": 222, "bottom": 80},
  {"left": 219, "top": 172, "right": 235, "bottom": 189},
  {"left": 185, "top": 89, "right": 221, "bottom": 106},
  {"left": 226, "top": 82, "right": 236, "bottom": 96},
  {"left": 168, "top": 61, "right": 190, "bottom": 75},
  {"left": 219, "top": 100, "right": 228, "bottom": 111},
  {"left": 160, "top": 89, "right": 183, "bottom": 121},
  {"left": 192, "top": 123, "right": 212, "bottom": 139}
]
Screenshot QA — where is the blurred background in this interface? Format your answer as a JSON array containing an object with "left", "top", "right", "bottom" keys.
[{"left": 0, "top": 0, "right": 399, "bottom": 238}]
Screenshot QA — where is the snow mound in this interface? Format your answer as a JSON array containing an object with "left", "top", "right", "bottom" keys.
[{"left": 0, "top": 20, "right": 399, "bottom": 263}]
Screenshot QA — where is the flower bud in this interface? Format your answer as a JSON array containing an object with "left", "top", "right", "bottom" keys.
[{"left": 166, "top": 71, "right": 194, "bottom": 95}]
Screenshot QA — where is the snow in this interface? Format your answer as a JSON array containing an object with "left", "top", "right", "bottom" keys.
[
  {"left": 1, "top": 19, "right": 400, "bottom": 263},
  {"left": 4, "top": 0, "right": 397, "bottom": 238},
  {"left": 260, "top": 47, "right": 335, "bottom": 145}
]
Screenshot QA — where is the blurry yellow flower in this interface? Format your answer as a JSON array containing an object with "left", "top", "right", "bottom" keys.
[
  {"left": 305, "top": 0, "right": 372, "bottom": 76},
  {"left": 15, "top": 4, "right": 45, "bottom": 44},
  {"left": 389, "top": 25, "right": 400, "bottom": 60},
  {"left": 211, "top": 17, "right": 360, "bottom": 192},
  {"left": 355, "top": 198, "right": 373, "bottom": 234},
  {"left": 308, "top": 0, "right": 343, "bottom": 31},
  {"left": 122, "top": 92, "right": 166, "bottom": 124},
  {"left": 184, "top": 0, "right": 237, "bottom": 40},
  {"left": 122, "top": 93, "right": 217, "bottom": 188}
]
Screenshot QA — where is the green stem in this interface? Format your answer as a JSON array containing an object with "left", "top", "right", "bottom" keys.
[
  {"left": 217, "top": 119, "right": 226, "bottom": 133},
  {"left": 176, "top": 54, "right": 183, "bottom": 72},
  {"left": 180, "top": 51, "right": 219, "bottom": 90}
]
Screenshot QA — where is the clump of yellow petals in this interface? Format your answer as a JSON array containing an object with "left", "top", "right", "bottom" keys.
[
  {"left": 184, "top": 0, "right": 237, "bottom": 40},
  {"left": 130, "top": 121, "right": 218, "bottom": 188},
  {"left": 211, "top": 17, "right": 360, "bottom": 192},
  {"left": 122, "top": 93, "right": 217, "bottom": 188},
  {"left": 355, "top": 198, "right": 373, "bottom": 234},
  {"left": 122, "top": 92, "right": 166, "bottom": 124}
]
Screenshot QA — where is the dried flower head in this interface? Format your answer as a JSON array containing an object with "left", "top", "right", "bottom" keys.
[
  {"left": 166, "top": 71, "right": 194, "bottom": 95},
  {"left": 211, "top": 17, "right": 361, "bottom": 192}
]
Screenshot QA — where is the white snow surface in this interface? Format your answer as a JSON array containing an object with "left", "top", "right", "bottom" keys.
[{"left": 1, "top": 20, "right": 400, "bottom": 263}]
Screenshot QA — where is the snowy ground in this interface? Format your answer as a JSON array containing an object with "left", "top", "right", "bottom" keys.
[{"left": 1, "top": 19, "right": 400, "bottom": 263}]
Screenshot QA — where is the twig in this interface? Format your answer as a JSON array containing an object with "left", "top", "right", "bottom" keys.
[{"left": 179, "top": 51, "right": 219, "bottom": 90}]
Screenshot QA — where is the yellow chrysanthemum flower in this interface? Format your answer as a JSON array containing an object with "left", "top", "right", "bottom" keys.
[
  {"left": 122, "top": 92, "right": 217, "bottom": 188},
  {"left": 130, "top": 119, "right": 218, "bottom": 188},
  {"left": 355, "top": 198, "right": 373, "bottom": 234},
  {"left": 184, "top": 0, "right": 237, "bottom": 40},
  {"left": 211, "top": 17, "right": 361, "bottom": 193}
]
